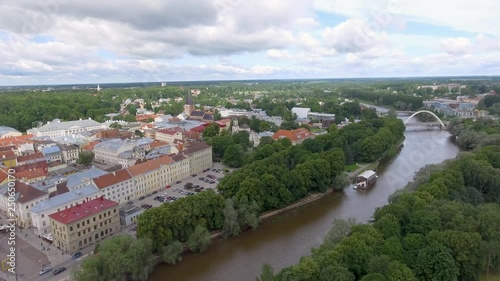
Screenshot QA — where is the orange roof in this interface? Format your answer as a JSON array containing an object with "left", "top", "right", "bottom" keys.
[
  {"left": 150, "top": 140, "right": 169, "bottom": 148},
  {"left": 126, "top": 155, "right": 175, "bottom": 177},
  {"left": 92, "top": 169, "right": 132, "bottom": 189},
  {"left": 17, "top": 152, "right": 44, "bottom": 163},
  {"left": 272, "top": 128, "right": 314, "bottom": 142},
  {"left": 0, "top": 134, "right": 33, "bottom": 146},
  {"left": 15, "top": 168, "right": 48, "bottom": 180},
  {"left": 136, "top": 114, "right": 158, "bottom": 122},
  {"left": 49, "top": 197, "right": 118, "bottom": 225},
  {"left": 82, "top": 141, "right": 100, "bottom": 151}
]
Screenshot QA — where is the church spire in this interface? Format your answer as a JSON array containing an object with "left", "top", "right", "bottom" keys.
[{"left": 186, "top": 91, "right": 194, "bottom": 105}]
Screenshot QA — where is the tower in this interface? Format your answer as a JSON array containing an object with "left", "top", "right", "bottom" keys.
[
  {"left": 97, "top": 84, "right": 101, "bottom": 92},
  {"left": 184, "top": 91, "right": 195, "bottom": 116}
]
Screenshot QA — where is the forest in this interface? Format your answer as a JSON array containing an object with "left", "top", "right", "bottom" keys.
[{"left": 256, "top": 144, "right": 500, "bottom": 281}]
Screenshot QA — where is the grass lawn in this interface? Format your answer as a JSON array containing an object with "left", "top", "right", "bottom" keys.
[{"left": 345, "top": 164, "right": 360, "bottom": 172}]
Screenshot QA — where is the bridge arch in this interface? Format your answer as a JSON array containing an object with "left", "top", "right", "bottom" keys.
[{"left": 404, "top": 110, "right": 445, "bottom": 127}]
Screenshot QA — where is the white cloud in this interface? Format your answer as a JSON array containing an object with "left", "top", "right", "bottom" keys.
[
  {"left": 440, "top": 37, "right": 471, "bottom": 54},
  {"left": 323, "top": 19, "right": 389, "bottom": 53},
  {"left": 266, "top": 49, "right": 292, "bottom": 60}
]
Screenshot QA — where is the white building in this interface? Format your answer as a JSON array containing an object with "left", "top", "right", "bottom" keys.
[
  {"left": 0, "top": 181, "right": 49, "bottom": 227},
  {"left": 291, "top": 107, "right": 311, "bottom": 119},
  {"left": 0, "top": 126, "right": 22, "bottom": 139},
  {"left": 92, "top": 169, "right": 135, "bottom": 204},
  {"left": 41, "top": 146, "right": 62, "bottom": 163},
  {"left": 30, "top": 184, "right": 100, "bottom": 236},
  {"left": 93, "top": 138, "right": 153, "bottom": 168},
  {"left": 27, "top": 118, "right": 108, "bottom": 138}
]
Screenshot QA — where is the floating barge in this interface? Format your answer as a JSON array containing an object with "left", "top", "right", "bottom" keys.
[{"left": 354, "top": 170, "right": 378, "bottom": 190}]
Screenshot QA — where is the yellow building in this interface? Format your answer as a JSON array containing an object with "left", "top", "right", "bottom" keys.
[
  {"left": 182, "top": 142, "right": 213, "bottom": 175},
  {"left": 49, "top": 197, "right": 119, "bottom": 254}
]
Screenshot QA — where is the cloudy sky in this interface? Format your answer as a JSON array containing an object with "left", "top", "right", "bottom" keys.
[{"left": 0, "top": 0, "right": 499, "bottom": 85}]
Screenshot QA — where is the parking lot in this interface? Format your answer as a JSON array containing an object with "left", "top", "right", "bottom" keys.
[{"left": 129, "top": 162, "right": 231, "bottom": 214}]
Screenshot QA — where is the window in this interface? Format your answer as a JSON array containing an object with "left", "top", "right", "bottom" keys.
[
  {"left": 77, "top": 223, "right": 80, "bottom": 228},
  {"left": 70, "top": 226, "right": 73, "bottom": 231}
]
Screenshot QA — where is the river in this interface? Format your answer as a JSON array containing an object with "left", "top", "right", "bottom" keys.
[{"left": 149, "top": 128, "right": 460, "bottom": 281}]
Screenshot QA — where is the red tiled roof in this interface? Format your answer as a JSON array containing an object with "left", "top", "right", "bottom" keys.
[
  {"left": 4, "top": 181, "right": 47, "bottom": 203},
  {"left": 92, "top": 169, "right": 132, "bottom": 189},
  {"left": 81, "top": 141, "right": 100, "bottom": 151},
  {"left": 272, "top": 128, "right": 314, "bottom": 142},
  {"left": 136, "top": 114, "right": 158, "bottom": 122},
  {"left": 0, "top": 150, "right": 16, "bottom": 160},
  {"left": 126, "top": 155, "right": 175, "bottom": 176},
  {"left": 0, "top": 135, "right": 33, "bottom": 146},
  {"left": 15, "top": 161, "right": 48, "bottom": 173},
  {"left": 49, "top": 197, "right": 118, "bottom": 225},
  {"left": 17, "top": 152, "right": 44, "bottom": 163},
  {"left": 150, "top": 140, "right": 169, "bottom": 148},
  {"left": 15, "top": 168, "right": 48, "bottom": 180}
]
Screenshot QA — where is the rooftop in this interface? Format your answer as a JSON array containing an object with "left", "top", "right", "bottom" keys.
[
  {"left": 0, "top": 181, "right": 47, "bottom": 203},
  {"left": 32, "top": 119, "right": 103, "bottom": 133},
  {"left": 41, "top": 146, "right": 61, "bottom": 155},
  {"left": 65, "top": 167, "right": 108, "bottom": 189},
  {"left": 0, "top": 126, "right": 21, "bottom": 137},
  {"left": 92, "top": 169, "right": 132, "bottom": 189},
  {"left": 182, "top": 142, "right": 211, "bottom": 155},
  {"left": 49, "top": 197, "right": 118, "bottom": 225},
  {"left": 17, "top": 152, "right": 45, "bottom": 163},
  {"left": 119, "top": 204, "right": 143, "bottom": 216},
  {"left": 31, "top": 184, "right": 99, "bottom": 213},
  {"left": 358, "top": 170, "right": 377, "bottom": 179}
]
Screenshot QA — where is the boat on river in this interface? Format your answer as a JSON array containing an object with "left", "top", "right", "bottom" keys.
[{"left": 353, "top": 170, "right": 378, "bottom": 190}]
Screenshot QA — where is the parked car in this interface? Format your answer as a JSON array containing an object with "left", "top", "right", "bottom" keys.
[
  {"left": 152, "top": 190, "right": 158, "bottom": 194},
  {"left": 72, "top": 251, "right": 83, "bottom": 259},
  {"left": 39, "top": 267, "right": 52, "bottom": 275},
  {"left": 162, "top": 192, "right": 168, "bottom": 197},
  {"left": 165, "top": 185, "right": 171, "bottom": 189},
  {"left": 139, "top": 196, "right": 145, "bottom": 200},
  {"left": 192, "top": 174, "right": 197, "bottom": 177},
  {"left": 126, "top": 201, "right": 133, "bottom": 205},
  {"left": 53, "top": 267, "right": 67, "bottom": 275},
  {"left": 176, "top": 180, "right": 182, "bottom": 184},
  {"left": 158, "top": 197, "right": 165, "bottom": 202}
]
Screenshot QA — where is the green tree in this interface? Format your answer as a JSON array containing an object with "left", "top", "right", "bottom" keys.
[
  {"left": 109, "top": 122, "right": 123, "bottom": 129},
  {"left": 413, "top": 245, "right": 460, "bottom": 281},
  {"left": 233, "top": 130, "right": 251, "bottom": 148},
  {"left": 161, "top": 240, "right": 183, "bottom": 265},
  {"left": 319, "top": 265, "right": 355, "bottom": 281},
  {"left": 78, "top": 151, "right": 94, "bottom": 165},
  {"left": 222, "top": 199, "right": 241, "bottom": 238},
  {"left": 223, "top": 144, "right": 245, "bottom": 168},
  {"left": 256, "top": 263, "right": 275, "bottom": 281},
  {"left": 135, "top": 129, "right": 145, "bottom": 137},
  {"left": 187, "top": 225, "right": 211, "bottom": 253},
  {"left": 203, "top": 123, "right": 220, "bottom": 138}
]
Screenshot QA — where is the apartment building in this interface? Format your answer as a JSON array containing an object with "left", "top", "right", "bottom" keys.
[
  {"left": 155, "top": 128, "right": 184, "bottom": 144},
  {"left": 181, "top": 142, "right": 213, "bottom": 175},
  {"left": 58, "top": 144, "right": 80, "bottom": 164},
  {"left": 27, "top": 118, "right": 108, "bottom": 138},
  {"left": 126, "top": 155, "right": 176, "bottom": 198},
  {"left": 92, "top": 169, "right": 134, "bottom": 204},
  {"left": 41, "top": 146, "right": 62, "bottom": 163},
  {"left": 49, "top": 197, "right": 119, "bottom": 254}
]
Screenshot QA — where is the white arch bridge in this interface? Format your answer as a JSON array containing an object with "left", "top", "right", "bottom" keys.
[{"left": 404, "top": 110, "right": 447, "bottom": 129}]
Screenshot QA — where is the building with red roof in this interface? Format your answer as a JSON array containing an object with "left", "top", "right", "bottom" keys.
[
  {"left": 49, "top": 197, "right": 119, "bottom": 254},
  {"left": 92, "top": 169, "right": 133, "bottom": 204},
  {"left": 272, "top": 128, "right": 315, "bottom": 145}
]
